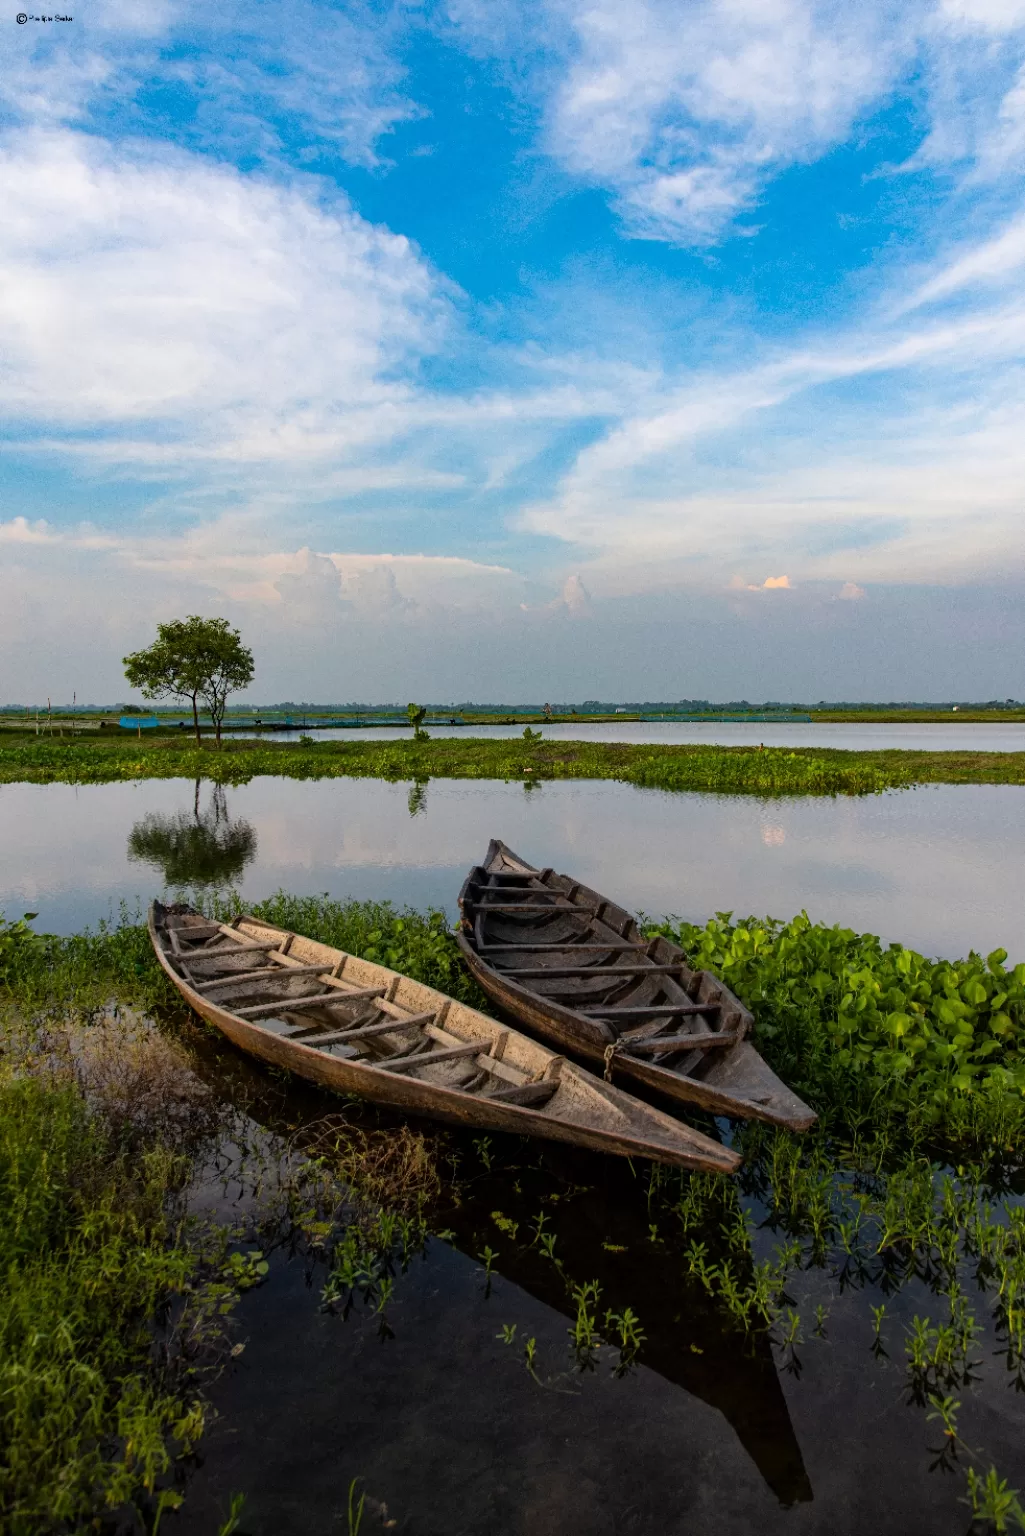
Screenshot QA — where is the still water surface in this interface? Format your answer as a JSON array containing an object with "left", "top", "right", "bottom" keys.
[
  {"left": 243, "top": 720, "right": 1025, "bottom": 750},
  {"left": 2, "top": 775, "right": 1022, "bottom": 959},
  {"left": 5, "top": 773, "right": 1025, "bottom": 1532}
]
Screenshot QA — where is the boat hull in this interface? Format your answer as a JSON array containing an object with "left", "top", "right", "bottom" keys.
[
  {"left": 149, "top": 904, "right": 741, "bottom": 1173},
  {"left": 457, "top": 843, "right": 816, "bottom": 1132}
]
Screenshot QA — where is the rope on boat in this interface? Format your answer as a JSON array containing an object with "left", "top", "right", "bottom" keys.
[{"left": 603, "top": 1041, "right": 623, "bottom": 1082}]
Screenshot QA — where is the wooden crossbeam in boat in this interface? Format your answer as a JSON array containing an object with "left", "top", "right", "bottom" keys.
[
  {"left": 484, "top": 1080, "right": 558, "bottom": 1105},
  {"left": 579, "top": 1002, "right": 721, "bottom": 1017},
  {"left": 497, "top": 963, "right": 686, "bottom": 978},
  {"left": 379, "top": 1041, "right": 485, "bottom": 1074},
  {"left": 622, "top": 1030, "right": 739, "bottom": 1053},
  {"left": 194, "top": 962, "right": 333, "bottom": 993},
  {"left": 469, "top": 901, "right": 597, "bottom": 914},
  {"left": 235, "top": 987, "right": 385, "bottom": 1019},
  {"left": 294, "top": 1009, "right": 435, "bottom": 1043},
  {"left": 168, "top": 922, "right": 222, "bottom": 940},
  {"left": 475, "top": 941, "right": 646, "bottom": 953},
  {"left": 183, "top": 938, "right": 287, "bottom": 962},
  {"left": 297, "top": 1015, "right": 434, "bottom": 1049}
]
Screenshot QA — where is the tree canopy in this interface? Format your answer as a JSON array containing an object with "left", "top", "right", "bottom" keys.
[{"left": 123, "top": 617, "right": 254, "bottom": 746}]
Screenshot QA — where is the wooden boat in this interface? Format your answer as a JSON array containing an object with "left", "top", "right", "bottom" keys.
[
  {"left": 456, "top": 841, "right": 817, "bottom": 1132},
  {"left": 149, "top": 902, "right": 741, "bottom": 1173}
]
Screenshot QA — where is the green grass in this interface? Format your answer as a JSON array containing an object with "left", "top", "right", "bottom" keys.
[
  {"left": 4, "top": 731, "right": 1025, "bottom": 794},
  {"left": 0, "top": 910, "right": 230, "bottom": 1535}
]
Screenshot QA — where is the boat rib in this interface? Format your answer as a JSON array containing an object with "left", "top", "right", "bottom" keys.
[
  {"left": 148, "top": 901, "right": 741, "bottom": 1173},
  {"left": 456, "top": 840, "right": 817, "bottom": 1132}
]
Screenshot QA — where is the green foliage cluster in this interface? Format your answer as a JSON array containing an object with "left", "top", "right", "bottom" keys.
[
  {"left": 0, "top": 909, "right": 178, "bottom": 1018},
  {"left": 123, "top": 616, "right": 254, "bottom": 747},
  {"left": 647, "top": 911, "right": 1025, "bottom": 1135},
  {"left": 0, "top": 1069, "right": 208, "bottom": 1531},
  {"left": 11, "top": 733, "right": 1025, "bottom": 794},
  {"left": 0, "top": 914, "right": 44, "bottom": 987}
]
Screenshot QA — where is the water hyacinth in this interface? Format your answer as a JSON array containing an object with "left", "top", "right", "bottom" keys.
[{"left": 646, "top": 911, "right": 1025, "bottom": 1120}]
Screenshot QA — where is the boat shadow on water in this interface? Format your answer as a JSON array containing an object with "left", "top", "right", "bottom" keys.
[{"left": 178, "top": 1019, "right": 813, "bottom": 1514}]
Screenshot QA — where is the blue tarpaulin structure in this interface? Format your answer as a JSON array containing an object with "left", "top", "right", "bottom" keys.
[{"left": 119, "top": 715, "right": 160, "bottom": 729}]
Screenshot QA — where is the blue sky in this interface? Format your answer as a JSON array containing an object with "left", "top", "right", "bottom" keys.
[{"left": 3, "top": 0, "right": 1025, "bottom": 701}]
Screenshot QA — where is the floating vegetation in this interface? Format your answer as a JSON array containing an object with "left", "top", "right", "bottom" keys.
[{"left": 8, "top": 732, "right": 1025, "bottom": 795}]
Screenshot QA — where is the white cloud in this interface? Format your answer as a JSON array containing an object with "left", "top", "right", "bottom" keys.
[
  {"left": 903, "top": 212, "right": 1025, "bottom": 308},
  {"left": 838, "top": 581, "right": 867, "bottom": 599},
  {"left": 546, "top": 0, "right": 911, "bottom": 242},
  {"left": 448, "top": 0, "right": 1025, "bottom": 244},
  {"left": 1, "top": 0, "right": 415, "bottom": 168},
  {"left": 0, "top": 131, "right": 446, "bottom": 448}
]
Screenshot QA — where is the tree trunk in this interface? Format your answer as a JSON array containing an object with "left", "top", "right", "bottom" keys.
[{"left": 191, "top": 694, "right": 201, "bottom": 747}]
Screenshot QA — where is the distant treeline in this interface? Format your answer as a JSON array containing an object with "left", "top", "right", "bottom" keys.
[{"left": 2, "top": 697, "right": 1023, "bottom": 714}]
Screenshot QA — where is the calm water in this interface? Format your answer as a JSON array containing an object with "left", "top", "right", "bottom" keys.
[
  {"left": 241, "top": 720, "right": 1025, "bottom": 750},
  {"left": 167, "top": 1057, "right": 1025, "bottom": 1536},
  {"left": 5, "top": 772, "right": 1025, "bottom": 1533},
  {"left": 2, "top": 776, "right": 1023, "bottom": 959}
]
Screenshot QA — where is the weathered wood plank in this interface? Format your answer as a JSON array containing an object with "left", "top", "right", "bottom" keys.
[
  {"left": 498, "top": 964, "right": 685, "bottom": 979},
  {"left": 623, "top": 1031, "right": 739, "bottom": 1053},
  {"left": 184, "top": 939, "right": 286, "bottom": 962},
  {"left": 484, "top": 1080, "right": 558, "bottom": 1105},
  {"left": 379, "top": 1042, "right": 484, "bottom": 1074},
  {"left": 476, "top": 941, "right": 645, "bottom": 953},
  {"left": 295, "top": 1012, "right": 437, "bottom": 1049},
  {"left": 471, "top": 902, "right": 596, "bottom": 913},
  {"left": 580, "top": 1002, "right": 721, "bottom": 1017},
  {"left": 235, "top": 987, "right": 385, "bottom": 1019},
  {"left": 196, "top": 962, "right": 333, "bottom": 993}
]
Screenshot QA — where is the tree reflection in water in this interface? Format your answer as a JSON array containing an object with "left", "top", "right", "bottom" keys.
[{"left": 127, "top": 781, "right": 257, "bottom": 887}]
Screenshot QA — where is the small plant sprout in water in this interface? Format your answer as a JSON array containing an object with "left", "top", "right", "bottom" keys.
[
  {"left": 570, "top": 1280, "right": 602, "bottom": 1370},
  {"left": 478, "top": 1244, "right": 499, "bottom": 1296},
  {"left": 347, "top": 1478, "right": 366, "bottom": 1536},
  {"left": 538, "top": 1231, "right": 559, "bottom": 1264},
  {"left": 776, "top": 1309, "right": 804, "bottom": 1377},
  {"left": 216, "top": 1493, "right": 247, "bottom": 1536},
  {"left": 605, "top": 1306, "right": 646, "bottom": 1375},
  {"left": 473, "top": 1136, "right": 493, "bottom": 1171},
  {"left": 963, "top": 1465, "right": 1025, "bottom": 1533}
]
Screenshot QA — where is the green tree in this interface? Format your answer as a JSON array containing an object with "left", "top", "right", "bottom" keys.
[
  {"left": 122, "top": 617, "right": 254, "bottom": 747},
  {"left": 406, "top": 703, "right": 429, "bottom": 742}
]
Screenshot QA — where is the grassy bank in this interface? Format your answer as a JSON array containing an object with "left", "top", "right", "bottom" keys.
[{"left": 3, "top": 731, "right": 1025, "bottom": 794}]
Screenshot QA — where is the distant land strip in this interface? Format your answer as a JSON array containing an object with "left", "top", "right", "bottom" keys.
[{"left": 2, "top": 735, "right": 1025, "bottom": 795}]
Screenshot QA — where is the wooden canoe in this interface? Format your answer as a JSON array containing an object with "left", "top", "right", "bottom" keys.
[
  {"left": 456, "top": 841, "right": 817, "bottom": 1132},
  {"left": 149, "top": 902, "right": 741, "bottom": 1174}
]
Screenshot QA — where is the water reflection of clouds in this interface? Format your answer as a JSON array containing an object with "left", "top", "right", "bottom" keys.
[{"left": 0, "top": 778, "right": 1022, "bottom": 959}]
